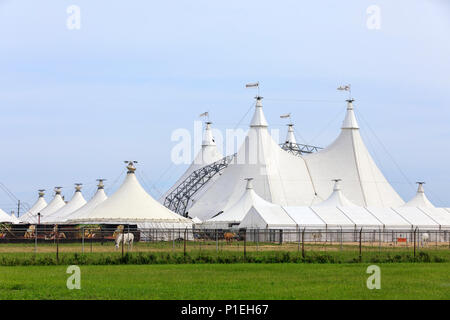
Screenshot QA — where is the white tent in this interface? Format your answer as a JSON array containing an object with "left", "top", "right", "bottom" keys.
[
  {"left": 160, "top": 121, "right": 223, "bottom": 204},
  {"left": 42, "top": 184, "right": 87, "bottom": 224},
  {"left": 283, "top": 206, "right": 326, "bottom": 229},
  {"left": 303, "top": 100, "right": 404, "bottom": 207},
  {"left": 402, "top": 183, "right": 450, "bottom": 229},
  {"left": 0, "top": 209, "right": 18, "bottom": 223},
  {"left": 76, "top": 162, "right": 192, "bottom": 228},
  {"left": 188, "top": 97, "right": 318, "bottom": 220},
  {"left": 365, "top": 207, "right": 412, "bottom": 229},
  {"left": 309, "top": 180, "right": 357, "bottom": 229},
  {"left": 188, "top": 98, "right": 404, "bottom": 221},
  {"left": 38, "top": 187, "right": 66, "bottom": 222},
  {"left": 19, "top": 190, "right": 48, "bottom": 224},
  {"left": 203, "top": 178, "right": 293, "bottom": 229},
  {"left": 65, "top": 179, "right": 108, "bottom": 223},
  {"left": 238, "top": 206, "right": 296, "bottom": 229}
]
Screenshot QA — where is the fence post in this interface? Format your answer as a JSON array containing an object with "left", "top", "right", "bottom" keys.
[
  {"left": 302, "top": 228, "right": 305, "bottom": 259},
  {"left": 183, "top": 228, "right": 187, "bottom": 257},
  {"left": 359, "top": 228, "right": 362, "bottom": 262},
  {"left": 297, "top": 229, "right": 300, "bottom": 252},
  {"left": 243, "top": 230, "right": 247, "bottom": 261},
  {"left": 34, "top": 226, "right": 38, "bottom": 254},
  {"left": 82, "top": 227, "right": 84, "bottom": 254},
  {"left": 173, "top": 229, "right": 175, "bottom": 251},
  {"left": 413, "top": 227, "right": 417, "bottom": 259},
  {"left": 56, "top": 226, "right": 59, "bottom": 264},
  {"left": 215, "top": 229, "right": 218, "bottom": 253},
  {"left": 122, "top": 227, "right": 124, "bottom": 258}
]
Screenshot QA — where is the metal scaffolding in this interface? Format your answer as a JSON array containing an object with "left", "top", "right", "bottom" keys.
[
  {"left": 280, "top": 142, "right": 323, "bottom": 156},
  {"left": 163, "top": 154, "right": 236, "bottom": 217}
]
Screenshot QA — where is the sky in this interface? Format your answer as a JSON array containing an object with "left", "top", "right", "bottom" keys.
[{"left": 0, "top": 0, "right": 449, "bottom": 214}]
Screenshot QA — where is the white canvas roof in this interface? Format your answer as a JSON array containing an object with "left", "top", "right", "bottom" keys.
[
  {"left": 38, "top": 188, "right": 66, "bottom": 220},
  {"left": 365, "top": 207, "right": 412, "bottom": 229},
  {"left": 316, "top": 180, "right": 355, "bottom": 207},
  {"left": 204, "top": 178, "right": 280, "bottom": 228},
  {"left": 392, "top": 207, "right": 440, "bottom": 229},
  {"left": 283, "top": 206, "right": 326, "bottom": 228},
  {"left": 66, "top": 180, "right": 108, "bottom": 223},
  {"left": 0, "top": 209, "right": 17, "bottom": 223},
  {"left": 191, "top": 217, "right": 202, "bottom": 224},
  {"left": 285, "top": 124, "right": 297, "bottom": 144},
  {"left": 403, "top": 183, "right": 450, "bottom": 228},
  {"left": 42, "top": 184, "right": 87, "bottom": 224},
  {"left": 20, "top": 190, "right": 48, "bottom": 224},
  {"left": 189, "top": 97, "right": 318, "bottom": 220},
  {"left": 303, "top": 100, "right": 404, "bottom": 207},
  {"left": 78, "top": 162, "right": 192, "bottom": 226},
  {"left": 310, "top": 206, "right": 355, "bottom": 228},
  {"left": 160, "top": 121, "right": 223, "bottom": 204},
  {"left": 239, "top": 205, "right": 296, "bottom": 229},
  {"left": 338, "top": 206, "right": 383, "bottom": 228}
]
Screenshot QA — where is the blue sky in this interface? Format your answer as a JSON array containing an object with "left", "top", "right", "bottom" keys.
[{"left": 0, "top": 0, "right": 449, "bottom": 213}]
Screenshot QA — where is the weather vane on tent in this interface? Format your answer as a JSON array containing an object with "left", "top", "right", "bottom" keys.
[
  {"left": 245, "top": 81, "right": 260, "bottom": 97},
  {"left": 337, "top": 84, "right": 352, "bottom": 100},
  {"left": 199, "top": 111, "right": 210, "bottom": 124}
]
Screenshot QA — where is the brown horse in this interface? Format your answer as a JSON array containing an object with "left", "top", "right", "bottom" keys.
[{"left": 224, "top": 232, "right": 236, "bottom": 244}]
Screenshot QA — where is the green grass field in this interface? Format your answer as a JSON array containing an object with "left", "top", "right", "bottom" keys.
[{"left": 0, "top": 263, "right": 449, "bottom": 299}]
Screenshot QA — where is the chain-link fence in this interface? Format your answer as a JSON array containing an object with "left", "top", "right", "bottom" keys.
[{"left": 0, "top": 225, "right": 448, "bottom": 262}]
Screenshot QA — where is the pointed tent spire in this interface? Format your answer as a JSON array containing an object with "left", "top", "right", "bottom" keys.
[
  {"left": 202, "top": 122, "right": 216, "bottom": 146},
  {"left": 245, "top": 178, "right": 254, "bottom": 190},
  {"left": 66, "top": 179, "right": 109, "bottom": 222},
  {"left": 38, "top": 187, "right": 66, "bottom": 218},
  {"left": 404, "top": 182, "right": 436, "bottom": 208},
  {"left": 125, "top": 160, "right": 138, "bottom": 174},
  {"left": 42, "top": 184, "right": 87, "bottom": 223},
  {"left": 20, "top": 190, "right": 48, "bottom": 223},
  {"left": 97, "top": 179, "right": 106, "bottom": 189},
  {"left": 286, "top": 124, "right": 297, "bottom": 144},
  {"left": 250, "top": 96, "right": 268, "bottom": 128},
  {"left": 341, "top": 99, "right": 359, "bottom": 129},
  {"left": 317, "top": 179, "right": 355, "bottom": 207},
  {"left": 78, "top": 162, "right": 191, "bottom": 224}
]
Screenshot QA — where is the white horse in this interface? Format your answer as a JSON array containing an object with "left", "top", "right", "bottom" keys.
[
  {"left": 421, "top": 233, "right": 429, "bottom": 247},
  {"left": 115, "top": 233, "right": 134, "bottom": 250}
]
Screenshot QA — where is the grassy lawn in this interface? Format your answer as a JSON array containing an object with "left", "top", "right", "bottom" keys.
[{"left": 0, "top": 263, "right": 449, "bottom": 299}]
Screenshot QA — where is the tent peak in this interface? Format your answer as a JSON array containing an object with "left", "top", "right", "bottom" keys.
[
  {"left": 96, "top": 179, "right": 106, "bottom": 189},
  {"left": 286, "top": 123, "right": 297, "bottom": 144},
  {"left": 250, "top": 96, "right": 268, "bottom": 128},
  {"left": 245, "top": 178, "right": 254, "bottom": 190},
  {"left": 38, "top": 189, "right": 45, "bottom": 197},
  {"left": 124, "top": 160, "right": 138, "bottom": 174},
  {"left": 74, "top": 183, "right": 83, "bottom": 192},
  {"left": 332, "top": 179, "right": 342, "bottom": 191},
  {"left": 342, "top": 99, "right": 359, "bottom": 130},
  {"left": 202, "top": 121, "right": 216, "bottom": 146},
  {"left": 416, "top": 181, "right": 425, "bottom": 193},
  {"left": 54, "top": 187, "right": 62, "bottom": 195}
]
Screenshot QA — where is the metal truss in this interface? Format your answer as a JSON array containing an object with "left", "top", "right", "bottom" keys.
[
  {"left": 164, "top": 142, "right": 322, "bottom": 217},
  {"left": 280, "top": 142, "right": 322, "bottom": 156},
  {"left": 163, "top": 154, "right": 236, "bottom": 217}
]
